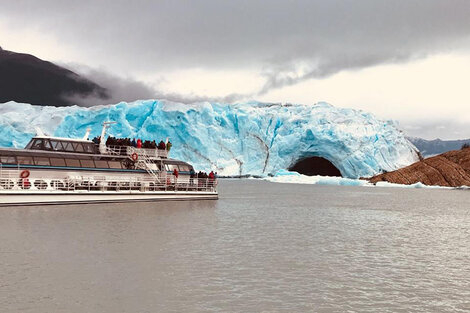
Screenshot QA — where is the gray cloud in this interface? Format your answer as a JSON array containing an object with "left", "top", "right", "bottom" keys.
[
  {"left": 63, "top": 64, "right": 249, "bottom": 106},
  {"left": 400, "top": 119, "right": 470, "bottom": 140},
  {"left": 3, "top": 0, "right": 470, "bottom": 140},
  {"left": 2, "top": 0, "right": 470, "bottom": 77}
]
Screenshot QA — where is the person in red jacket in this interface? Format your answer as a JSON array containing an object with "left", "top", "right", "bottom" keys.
[
  {"left": 173, "top": 168, "right": 179, "bottom": 185},
  {"left": 136, "top": 138, "right": 142, "bottom": 148},
  {"left": 208, "top": 171, "right": 215, "bottom": 186}
]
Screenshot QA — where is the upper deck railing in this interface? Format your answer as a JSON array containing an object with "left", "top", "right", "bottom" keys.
[{"left": 105, "top": 146, "right": 168, "bottom": 159}]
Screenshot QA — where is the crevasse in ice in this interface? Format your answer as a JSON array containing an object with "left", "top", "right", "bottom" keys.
[{"left": 0, "top": 100, "right": 419, "bottom": 178}]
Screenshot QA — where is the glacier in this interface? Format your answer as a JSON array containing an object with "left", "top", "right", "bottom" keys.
[{"left": 0, "top": 100, "right": 419, "bottom": 178}]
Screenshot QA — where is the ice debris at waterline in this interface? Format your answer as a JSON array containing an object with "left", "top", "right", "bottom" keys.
[
  {"left": 266, "top": 170, "right": 452, "bottom": 189},
  {"left": 0, "top": 100, "right": 419, "bottom": 178}
]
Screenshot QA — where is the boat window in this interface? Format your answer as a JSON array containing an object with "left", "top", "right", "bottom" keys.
[
  {"left": 34, "top": 157, "right": 50, "bottom": 166},
  {"left": 0, "top": 156, "right": 16, "bottom": 164},
  {"left": 50, "top": 140, "right": 62, "bottom": 151},
  {"left": 43, "top": 140, "right": 53, "bottom": 150},
  {"left": 166, "top": 164, "right": 178, "bottom": 171},
  {"left": 25, "top": 140, "right": 33, "bottom": 149},
  {"left": 31, "top": 139, "right": 44, "bottom": 150},
  {"left": 17, "top": 156, "right": 33, "bottom": 165},
  {"left": 72, "top": 142, "right": 85, "bottom": 152},
  {"left": 50, "top": 158, "right": 66, "bottom": 166},
  {"left": 65, "top": 159, "right": 80, "bottom": 167},
  {"left": 80, "top": 159, "right": 95, "bottom": 168},
  {"left": 178, "top": 165, "right": 190, "bottom": 172},
  {"left": 108, "top": 161, "right": 122, "bottom": 169},
  {"left": 62, "top": 142, "right": 75, "bottom": 152},
  {"left": 94, "top": 160, "right": 109, "bottom": 168},
  {"left": 83, "top": 143, "right": 95, "bottom": 153}
]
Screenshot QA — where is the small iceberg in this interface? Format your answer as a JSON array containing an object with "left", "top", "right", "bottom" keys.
[{"left": 265, "top": 170, "right": 453, "bottom": 189}]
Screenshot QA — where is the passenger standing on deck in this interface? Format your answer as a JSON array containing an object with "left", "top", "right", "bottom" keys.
[
  {"left": 166, "top": 141, "right": 172, "bottom": 152},
  {"left": 189, "top": 168, "right": 195, "bottom": 185},
  {"left": 158, "top": 140, "right": 165, "bottom": 150},
  {"left": 209, "top": 171, "right": 215, "bottom": 187},
  {"left": 173, "top": 168, "right": 179, "bottom": 184},
  {"left": 137, "top": 139, "right": 142, "bottom": 148},
  {"left": 131, "top": 138, "right": 136, "bottom": 147}
]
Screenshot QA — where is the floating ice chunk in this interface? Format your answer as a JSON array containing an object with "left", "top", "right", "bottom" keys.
[
  {"left": 266, "top": 172, "right": 454, "bottom": 189},
  {"left": 267, "top": 171, "right": 370, "bottom": 186}
]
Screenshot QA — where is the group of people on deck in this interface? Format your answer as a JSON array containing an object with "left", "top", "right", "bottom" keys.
[
  {"left": 186, "top": 169, "right": 216, "bottom": 186},
  {"left": 92, "top": 136, "right": 172, "bottom": 151}
]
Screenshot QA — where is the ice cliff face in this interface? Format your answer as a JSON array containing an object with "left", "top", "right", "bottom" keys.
[{"left": 0, "top": 100, "right": 419, "bottom": 178}]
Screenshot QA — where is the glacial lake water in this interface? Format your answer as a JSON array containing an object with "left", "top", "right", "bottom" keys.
[{"left": 1, "top": 179, "right": 470, "bottom": 313}]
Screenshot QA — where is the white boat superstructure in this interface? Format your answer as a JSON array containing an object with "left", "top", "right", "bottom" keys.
[{"left": 0, "top": 123, "right": 218, "bottom": 206}]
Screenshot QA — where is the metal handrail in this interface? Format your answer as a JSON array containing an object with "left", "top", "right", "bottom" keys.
[
  {"left": 0, "top": 171, "right": 217, "bottom": 193},
  {"left": 105, "top": 145, "right": 169, "bottom": 159}
]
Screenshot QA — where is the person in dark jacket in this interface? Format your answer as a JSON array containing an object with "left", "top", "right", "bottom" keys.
[
  {"left": 158, "top": 140, "right": 166, "bottom": 150},
  {"left": 189, "top": 168, "right": 196, "bottom": 185}
]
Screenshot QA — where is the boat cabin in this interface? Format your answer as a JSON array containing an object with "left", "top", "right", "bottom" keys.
[{"left": 25, "top": 137, "right": 97, "bottom": 154}]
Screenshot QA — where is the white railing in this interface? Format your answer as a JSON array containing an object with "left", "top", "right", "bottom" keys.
[
  {"left": 0, "top": 171, "right": 217, "bottom": 193},
  {"left": 105, "top": 145, "right": 168, "bottom": 159}
]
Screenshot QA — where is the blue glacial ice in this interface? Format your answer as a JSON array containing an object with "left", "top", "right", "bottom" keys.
[{"left": 0, "top": 100, "right": 419, "bottom": 178}]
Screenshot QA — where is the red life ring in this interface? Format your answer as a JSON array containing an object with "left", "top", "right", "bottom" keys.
[
  {"left": 131, "top": 153, "right": 139, "bottom": 161},
  {"left": 20, "top": 169, "right": 30, "bottom": 178},
  {"left": 20, "top": 178, "right": 31, "bottom": 189}
]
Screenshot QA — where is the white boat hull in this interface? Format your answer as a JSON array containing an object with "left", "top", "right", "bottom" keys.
[{"left": 0, "top": 190, "right": 218, "bottom": 206}]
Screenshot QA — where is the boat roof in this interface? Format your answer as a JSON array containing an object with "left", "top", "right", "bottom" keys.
[
  {"left": 0, "top": 147, "right": 192, "bottom": 165},
  {"left": 32, "top": 136, "right": 92, "bottom": 143}
]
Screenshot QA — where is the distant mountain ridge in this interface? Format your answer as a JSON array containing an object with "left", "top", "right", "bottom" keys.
[
  {"left": 407, "top": 137, "right": 470, "bottom": 157},
  {"left": 0, "top": 46, "right": 109, "bottom": 106}
]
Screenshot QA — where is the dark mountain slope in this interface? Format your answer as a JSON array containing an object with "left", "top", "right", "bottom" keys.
[{"left": 0, "top": 47, "right": 108, "bottom": 106}]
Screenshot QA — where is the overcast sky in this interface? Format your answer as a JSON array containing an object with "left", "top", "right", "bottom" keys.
[{"left": 2, "top": 0, "right": 470, "bottom": 139}]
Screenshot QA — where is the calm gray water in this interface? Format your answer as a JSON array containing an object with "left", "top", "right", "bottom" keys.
[{"left": 1, "top": 180, "right": 470, "bottom": 313}]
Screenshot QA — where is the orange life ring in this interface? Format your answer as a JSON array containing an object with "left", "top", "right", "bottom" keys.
[
  {"left": 131, "top": 152, "right": 139, "bottom": 161},
  {"left": 20, "top": 169, "right": 30, "bottom": 178}
]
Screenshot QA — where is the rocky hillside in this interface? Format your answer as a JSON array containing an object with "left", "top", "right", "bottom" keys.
[
  {"left": 369, "top": 147, "right": 470, "bottom": 187},
  {"left": 0, "top": 47, "right": 108, "bottom": 106}
]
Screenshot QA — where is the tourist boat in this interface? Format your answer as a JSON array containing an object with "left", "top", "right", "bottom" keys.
[{"left": 0, "top": 122, "right": 218, "bottom": 206}]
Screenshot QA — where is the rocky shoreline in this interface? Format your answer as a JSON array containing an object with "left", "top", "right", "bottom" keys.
[{"left": 370, "top": 147, "right": 470, "bottom": 187}]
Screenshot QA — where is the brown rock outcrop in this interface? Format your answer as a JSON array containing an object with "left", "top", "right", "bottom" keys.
[{"left": 369, "top": 148, "right": 470, "bottom": 187}]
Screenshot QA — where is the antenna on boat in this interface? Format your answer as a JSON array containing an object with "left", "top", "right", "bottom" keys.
[
  {"left": 35, "top": 127, "right": 45, "bottom": 137},
  {"left": 99, "top": 121, "right": 117, "bottom": 154},
  {"left": 82, "top": 128, "right": 91, "bottom": 140}
]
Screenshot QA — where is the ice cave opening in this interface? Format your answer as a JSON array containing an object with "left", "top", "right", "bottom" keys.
[{"left": 288, "top": 156, "right": 342, "bottom": 177}]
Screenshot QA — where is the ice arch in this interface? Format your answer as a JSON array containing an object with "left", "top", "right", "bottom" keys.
[{"left": 288, "top": 156, "right": 342, "bottom": 177}]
